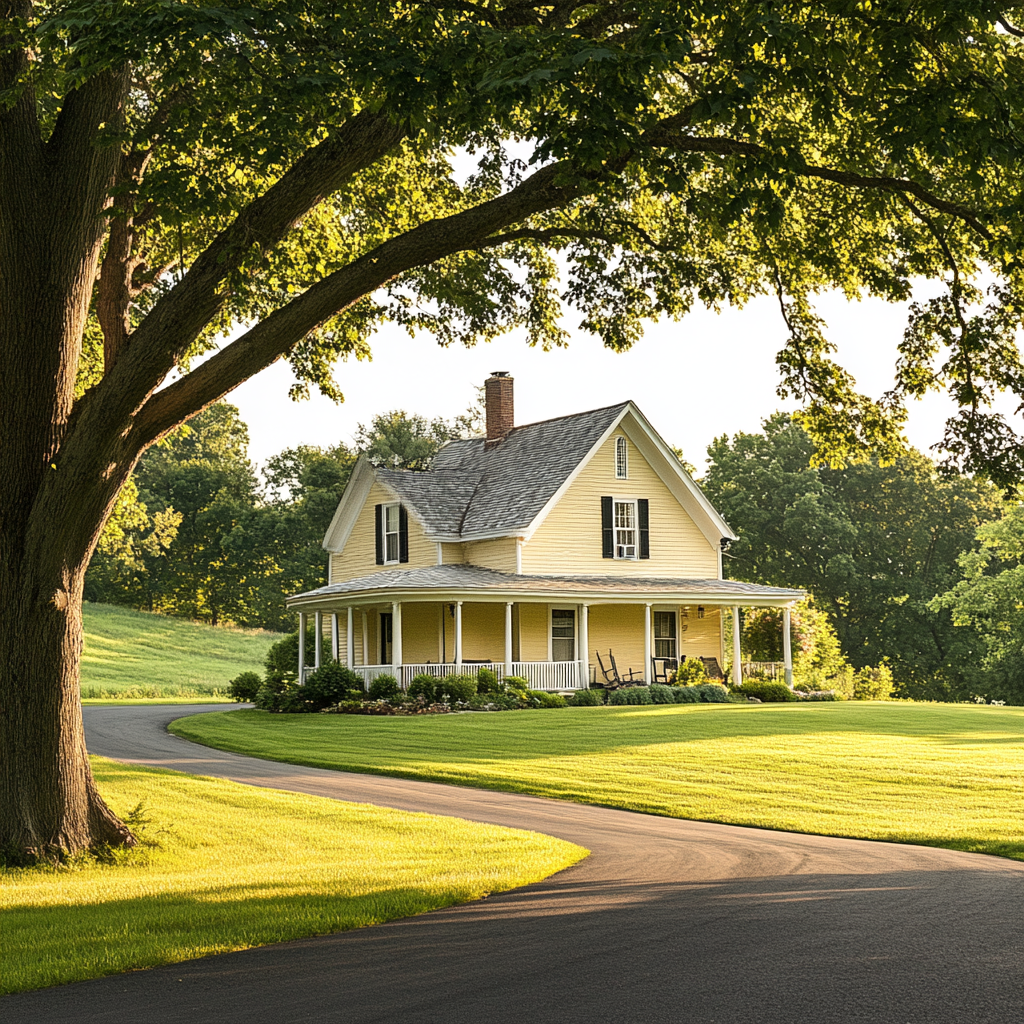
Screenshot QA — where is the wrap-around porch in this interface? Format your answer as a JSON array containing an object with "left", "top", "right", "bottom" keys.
[{"left": 293, "top": 584, "right": 801, "bottom": 692}]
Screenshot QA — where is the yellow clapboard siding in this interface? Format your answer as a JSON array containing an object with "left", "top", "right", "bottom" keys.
[
  {"left": 518, "top": 603, "right": 549, "bottom": 661},
  {"left": 679, "top": 605, "right": 724, "bottom": 665},
  {"left": 520, "top": 432, "right": 718, "bottom": 577},
  {"left": 330, "top": 482, "right": 436, "bottom": 583},
  {"left": 463, "top": 537, "right": 518, "bottom": 573},
  {"left": 440, "top": 543, "right": 465, "bottom": 565},
  {"left": 461, "top": 602, "right": 505, "bottom": 662},
  {"left": 588, "top": 604, "right": 646, "bottom": 681},
  {"left": 401, "top": 602, "right": 441, "bottom": 663}
]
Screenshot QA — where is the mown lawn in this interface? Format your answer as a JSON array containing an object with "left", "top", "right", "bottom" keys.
[
  {"left": 173, "top": 702, "right": 1024, "bottom": 860},
  {"left": 81, "top": 602, "right": 281, "bottom": 698},
  {"left": 1, "top": 758, "right": 585, "bottom": 994}
]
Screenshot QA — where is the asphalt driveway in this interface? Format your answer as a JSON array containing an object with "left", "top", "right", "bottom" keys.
[{"left": 5, "top": 704, "right": 1022, "bottom": 1023}]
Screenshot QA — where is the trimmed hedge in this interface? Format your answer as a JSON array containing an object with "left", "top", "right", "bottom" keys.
[
  {"left": 739, "top": 679, "right": 795, "bottom": 703},
  {"left": 528, "top": 690, "right": 568, "bottom": 708},
  {"left": 649, "top": 684, "right": 677, "bottom": 704},
  {"left": 608, "top": 686, "right": 653, "bottom": 706},
  {"left": 568, "top": 688, "right": 604, "bottom": 706}
]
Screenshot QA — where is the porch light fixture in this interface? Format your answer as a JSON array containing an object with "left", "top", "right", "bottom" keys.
[{"left": 697, "top": 606, "right": 705, "bottom": 619}]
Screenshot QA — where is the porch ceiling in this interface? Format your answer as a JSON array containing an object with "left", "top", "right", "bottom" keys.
[{"left": 287, "top": 564, "right": 803, "bottom": 609}]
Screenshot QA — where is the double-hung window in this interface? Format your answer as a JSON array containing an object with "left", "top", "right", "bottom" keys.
[
  {"left": 614, "top": 500, "right": 637, "bottom": 559},
  {"left": 551, "top": 609, "right": 576, "bottom": 661},
  {"left": 654, "top": 611, "right": 677, "bottom": 660},
  {"left": 383, "top": 503, "right": 401, "bottom": 563}
]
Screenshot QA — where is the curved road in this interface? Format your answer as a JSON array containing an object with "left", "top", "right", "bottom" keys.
[{"left": 6, "top": 705, "right": 1023, "bottom": 1024}]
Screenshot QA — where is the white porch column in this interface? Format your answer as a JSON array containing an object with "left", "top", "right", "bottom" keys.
[
  {"left": 505, "top": 602, "right": 513, "bottom": 678},
  {"left": 580, "top": 603, "right": 590, "bottom": 686},
  {"left": 297, "top": 611, "right": 306, "bottom": 682},
  {"left": 455, "top": 601, "right": 463, "bottom": 666},
  {"left": 314, "top": 611, "right": 323, "bottom": 669},
  {"left": 644, "top": 603, "right": 652, "bottom": 684},
  {"left": 392, "top": 601, "right": 402, "bottom": 669},
  {"left": 361, "top": 610, "right": 368, "bottom": 666},
  {"left": 783, "top": 606, "right": 793, "bottom": 689},
  {"left": 732, "top": 606, "right": 742, "bottom": 688},
  {"left": 347, "top": 607, "right": 354, "bottom": 669},
  {"left": 330, "top": 613, "right": 339, "bottom": 661}
]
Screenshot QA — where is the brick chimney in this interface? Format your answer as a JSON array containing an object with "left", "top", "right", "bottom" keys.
[{"left": 485, "top": 372, "right": 514, "bottom": 442}]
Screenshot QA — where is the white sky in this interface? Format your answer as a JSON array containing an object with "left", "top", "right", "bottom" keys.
[{"left": 228, "top": 283, "right": 1020, "bottom": 473}]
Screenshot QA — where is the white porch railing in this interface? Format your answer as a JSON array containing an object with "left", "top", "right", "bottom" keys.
[
  {"left": 741, "top": 661, "right": 786, "bottom": 680},
  {"left": 511, "top": 661, "right": 586, "bottom": 690},
  {"left": 351, "top": 664, "right": 396, "bottom": 690},
  {"left": 400, "top": 663, "right": 470, "bottom": 687}
]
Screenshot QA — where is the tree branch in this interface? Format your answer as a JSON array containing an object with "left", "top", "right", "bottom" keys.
[
  {"left": 85, "top": 111, "right": 408, "bottom": 423},
  {"left": 131, "top": 161, "right": 581, "bottom": 448}
]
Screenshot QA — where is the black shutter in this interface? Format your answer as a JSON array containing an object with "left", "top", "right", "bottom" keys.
[
  {"left": 638, "top": 499, "right": 650, "bottom": 559},
  {"left": 374, "top": 503, "right": 384, "bottom": 564},
  {"left": 601, "top": 496, "right": 614, "bottom": 558},
  {"left": 398, "top": 504, "right": 409, "bottom": 563}
]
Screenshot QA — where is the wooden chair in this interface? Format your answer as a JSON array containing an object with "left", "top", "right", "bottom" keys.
[
  {"left": 651, "top": 658, "right": 678, "bottom": 684},
  {"left": 595, "top": 650, "right": 620, "bottom": 687},
  {"left": 700, "top": 657, "right": 725, "bottom": 681},
  {"left": 609, "top": 651, "right": 639, "bottom": 683}
]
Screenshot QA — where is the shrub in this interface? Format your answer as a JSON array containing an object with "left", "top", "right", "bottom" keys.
[
  {"left": 648, "top": 684, "right": 676, "bottom": 704},
  {"left": 568, "top": 688, "right": 604, "bottom": 706},
  {"left": 407, "top": 674, "right": 437, "bottom": 701},
  {"left": 503, "top": 675, "right": 530, "bottom": 694},
  {"left": 228, "top": 671, "right": 262, "bottom": 703},
  {"left": 263, "top": 628, "right": 315, "bottom": 684},
  {"left": 690, "top": 682, "right": 730, "bottom": 703},
  {"left": 527, "top": 690, "right": 568, "bottom": 708},
  {"left": 608, "top": 686, "right": 653, "bottom": 706},
  {"left": 671, "top": 685, "right": 701, "bottom": 703},
  {"left": 476, "top": 667, "right": 499, "bottom": 693},
  {"left": 739, "top": 679, "right": 795, "bottom": 703},
  {"left": 436, "top": 673, "right": 478, "bottom": 704},
  {"left": 672, "top": 659, "right": 708, "bottom": 685},
  {"left": 854, "top": 664, "right": 894, "bottom": 700},
  {"left": 368, "top": 674, "right": 401, "bottom": 701},
  {"left": 468, "top": 691, "right": 522, "bottom": 711},
  {"left": 254, "top": 677, "right": 307, "bottom": 713},
  {"left": 801, "top": 689, "right": 837, "bottom": 701},
  {"left": 304, "top": 661, "right": 365, "bottom": 711}
]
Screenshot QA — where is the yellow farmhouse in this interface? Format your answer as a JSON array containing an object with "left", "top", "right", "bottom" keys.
[{"left": 288, "top": 373, "right": 802, "bottom": 691}]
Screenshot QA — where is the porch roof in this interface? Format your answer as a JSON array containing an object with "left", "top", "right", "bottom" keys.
[{"left": 287, "top": 564, "right": 803, "bottom": 608}]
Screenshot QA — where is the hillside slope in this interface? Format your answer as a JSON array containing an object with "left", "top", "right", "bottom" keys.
[{"left": 81, "top": 603, "right": 282, "bottom": 697}]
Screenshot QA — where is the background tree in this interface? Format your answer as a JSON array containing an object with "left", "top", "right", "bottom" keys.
[
  {"left": 5, "top": 1, "right": 1024, "bottom": 858},
  {"left": 703, "top": 415, "right": 1003, "bottom": 697},
  {"left": 933, "top": 504, "right": 1024, "bottom": 704}
]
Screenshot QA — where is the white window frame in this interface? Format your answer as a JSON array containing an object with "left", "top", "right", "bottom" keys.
[
  {"left": 613, "top": 498, "right": 638, "bottom": 560},
  {"left": 548, "top": 606, "right": 577, "bottom": 663},
  {"left": 615, "top": 436, "right": 628, "bottom": 479},
  {"left": 382, "top": 502, "right": 401, "bottom": 565}
]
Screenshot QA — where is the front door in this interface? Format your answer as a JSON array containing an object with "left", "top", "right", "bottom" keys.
[{"left": 380, "top": 612, "right": 393, "bottom": 665}]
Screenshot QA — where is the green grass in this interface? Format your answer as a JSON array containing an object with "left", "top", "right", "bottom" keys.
[
  {"left": 172, "top": 702, "right": 1024, "bottom": 860},
  {"left": 1, "top": 757, "right": 586, "bottom": 995},
  {"left": 81, "top": 602, "right": 281, "bottom": 699}
]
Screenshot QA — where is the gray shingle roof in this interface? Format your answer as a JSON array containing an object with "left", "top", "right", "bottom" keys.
[
  {"left": 377, "top": 402, "right": 629, "bottom": 537},
  {"left": 289, "top": 564, "right": 803, "bottom": 604}
]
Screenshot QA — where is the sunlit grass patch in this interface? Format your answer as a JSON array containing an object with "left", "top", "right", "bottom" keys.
[
  {"left": 1, "top": 758, "right": 585, "bottom": 994},
  {"left": 172, "top": 702, "right": 1024, "bottom": 860},
  {"left": 80, "top": 602, "right": 280, "bottom": 698}
]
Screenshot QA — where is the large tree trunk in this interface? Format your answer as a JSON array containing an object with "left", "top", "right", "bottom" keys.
[{"left": 0, "top": 561, "right": 133, "bottom": 860}]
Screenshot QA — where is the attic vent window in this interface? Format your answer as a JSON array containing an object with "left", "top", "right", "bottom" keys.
[{"left": 615, "top": 436, "right": 628, "bottom": 479}]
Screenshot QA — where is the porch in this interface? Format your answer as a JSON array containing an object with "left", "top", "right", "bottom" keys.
[{"left": 292, "top": 579, "right": 800, "bottom": 692}]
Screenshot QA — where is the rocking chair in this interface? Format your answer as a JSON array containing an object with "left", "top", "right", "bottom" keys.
[{"left": 595, "top": 650, "right": 620, "bottom": 688}]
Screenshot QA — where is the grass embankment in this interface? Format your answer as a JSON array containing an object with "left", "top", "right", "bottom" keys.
[
  {"left": 173, "top": 702, "right": 1024, "bottom": 860},
  {"left": 2, "top": 758, "right": 585, "bottom": 995},
  {"left": 81, "top": 602, "right": 281, "bottom": 699}
]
